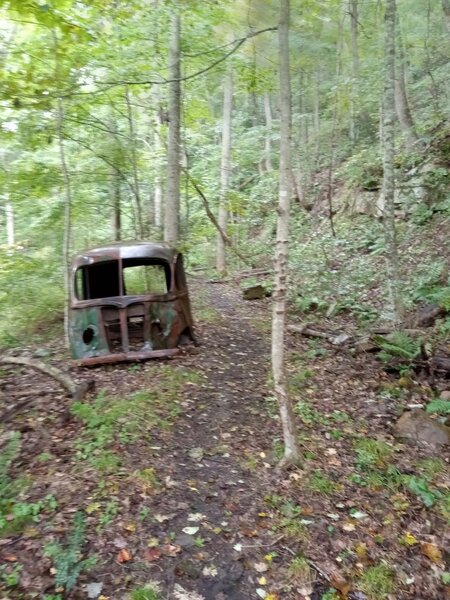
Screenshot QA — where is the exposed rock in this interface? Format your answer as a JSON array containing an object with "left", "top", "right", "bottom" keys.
[
  {"left": 394, "top": 410, "right": 450, "bottom": 446},
  {"left": 440, "top": 390, "right": 450, "bottom": 401},
  {"left": 242, "top": 284, "right": 270, "bottom": 301}
]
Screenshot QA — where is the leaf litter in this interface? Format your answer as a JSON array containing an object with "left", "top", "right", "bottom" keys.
[{"left": 0, "top": 281, "right": 448, "bottom": 599}]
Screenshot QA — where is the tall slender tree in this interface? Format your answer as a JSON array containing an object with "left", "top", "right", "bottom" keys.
[
  {"left": 164, "top": 13, "right": 181, "bottom": 245},
  {"left": 272, "top": 0, "right": 301, "bottom": 466},
  {"left": 382, "top": 0, "right": 403, "bottom": 324},
  {"left": 216, "top": 68, "right": 233, "bottom": 275}
]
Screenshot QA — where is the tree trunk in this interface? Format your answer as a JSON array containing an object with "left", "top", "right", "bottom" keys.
[
  {"left": 349, "top": 0, "right": 360, "bottom": 143},
  {"left": 125, "top": 87, "right": 144, "bottom": 238},
  {"left": 110, "top": 166, "right": 122, "bottom": 241},
  {"left": 5, "top": 201, "right": 14, "bottom": 246},
  {"left": 216, "top": 68, "right": 233, "bottom": 275},
  {"left": 164, "top": 13, "right": 181, "bottom": 246},
  {"left": 443, "top": 0, "right": 450, "bottom": 33},
  {"left": 152, "top": 85, "right": 164, "bottom": 232},
  {"left": 263, "top": 92, "right": 273, "bottom": 172},
  {"left": 394, "top": 18, "right": 419, "bottom": 148},
  {"left": 382, "top": 0, "right": 403, "bottom": 324},
  {"left": 272, "top": 0, "right": 301, "bottom": 466}
]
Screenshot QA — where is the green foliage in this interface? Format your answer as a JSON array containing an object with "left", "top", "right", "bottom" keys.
[
  {"left": 374, "top": 332, "right": 421, "bottom": 362},
  {"left": 129, "top": 584, "right": 161, "bottom": 600},
  {"left": 0, "top": 563, "right": 22, "bottom": 588},
  {"left": 71, "top": 367, "right": 192, "bottom": 472},
  {"left": 403, "top": 475, "right": 441, "bottom": 508},
  {"left": 426, "top": 398, "right": 450, "bottom": 416},
  {"left": 354, "top": 439, "right": 394, "bottom": 469},
  {"left": 412, "top": 260, "right": 450, "bottom": 309},
  {"left": 0, "top": 433, "right": 57, "bottom": 536},
  {"left": 306, "top": 470, "right": 339, "bottom": 496},
  {"left": 359, "top": 564, "right": 395, "bottom": 599},
  {"left": 44, "top": 511, "right": 96, "bottom": 592}
]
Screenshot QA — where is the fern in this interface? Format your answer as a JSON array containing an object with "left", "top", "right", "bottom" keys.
[
  {"left": 0, "top": 432, "right": 21, "bottom": 499},
  {"left": 426, "top": 399, "right": 450, "bottom": 415},
  {"left": 44, "top": 512, "right": 96, "bottom": 592},
  {"left": 375, "top": 332, "right": 421, "bottom": 362}
]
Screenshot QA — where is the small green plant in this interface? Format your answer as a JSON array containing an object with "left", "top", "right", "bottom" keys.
[
  {"left": 129, "top": 583, "right": 161, "bottom": 600},
  {"left": 97, "top": 498, "right": 120, "bottom": 529},
  {"left": 321, "top": 590, "right": 339, "bottom": 600},
  {"left": 359, "top": 563, "right": 395, "bottom": 599},
  {"left": 193, "top": 535, "right": 206, "bottom": 547},
  {"left": 288, "top": 554, "right": 313, "bottom": 588},
  {"left": 375, "top": 332, "right": 421, "bottom": 362},
  {"left": 0, "top": 563, "right": 22, "bottom": 587},
  {"left": 415, "top": 457, "right": 446, "bottom": 479},
  {"left": 44, "top": 511, "right": 96, "bottom": 593},
  {"left": 403, "top": 475, "right": 441, "bottom": 507},
  {"left": 294, "top": 400, "right": 325, "bottom": 425},
  {"left": 306, "top": 470, "right": 338, "bottom": 496},
  {"left": 426, "top": 398, "right": 450, "bottom": 415},
  {"left": 354, "top": 438, "right": 394, "bottom": 469}
]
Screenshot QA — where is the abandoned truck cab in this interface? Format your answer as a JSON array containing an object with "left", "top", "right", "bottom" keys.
[{"left": 69, "top": 242, "right": 195, "bottom": 366}]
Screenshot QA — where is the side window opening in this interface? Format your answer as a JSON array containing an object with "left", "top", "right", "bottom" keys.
[
  {"left": 74, "top": 258, "right": 171, "bottom": 300},
  {"left": 122, "top": 262, "right": 169, "bottom": 295}
]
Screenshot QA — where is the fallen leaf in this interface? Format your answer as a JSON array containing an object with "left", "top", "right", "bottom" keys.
[
  {"left": 116, "top": 549, "right": 132, "bottom": 563},
  {"left": 85, "top": 582, "right": 103, "bottom": 599},
  {"left": 141, "top": 546, "right": 160, "bottom": 562},
  {"left": 147, "top": 537, "right": 160, "bottom": 548},
  {"left": 154, "top": 513, "right": 174, "bottom": 523},
  {"left": 400, "top": 532, "right": 418, "bottom": 546},
  {"left": 421, "top": 542, "right": 443, "bottom": 564},
  {"left": 123, "top": 522, "right": 136, "bottom": 532},
  {"left": 85, "top": 502, "right": 102, "bottom": 514},
  {"left": 233, "top": 543, "right": 242, "bottom": 552},
  {"left": 182, "top": 526, "right": 199, "bottom": 535},
  {"left": 161, "top": 544, "right": 182, "bottom": 557},
  {"left": 258, "top": 576, "right": 267, "bottom": 585},
  {"left": 202, "top": 565, "right": 218, "bottom": 577},
  {"left": 342, "top": 522, "right": 356, "bottom": 532},
  {"left": 330, "top": 570, "right": 351, "bottom": 597},
  {"left": 2, "top": 554, "right": 17, "bottom": 562},
  {"left": 256, "top": 589, "right": 267, "bottom": 599},
  {"left": 188, "top": 513, "right": 205, "bottom": 522},
  {"left": 254, "top": 562, "right": 269, "bottom": 573}
]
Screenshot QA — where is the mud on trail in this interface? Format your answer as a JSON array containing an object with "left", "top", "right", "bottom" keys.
[{"left": 0, "top": 281, "right": 449, "bottom": 600}]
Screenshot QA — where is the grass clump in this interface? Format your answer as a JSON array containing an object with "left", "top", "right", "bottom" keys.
[
  {"left": 359, "top": 563, "right": 395, "bottom": 599},
  {"left": 354, "top": 438, "right": 394, "bottom": 469},
  {"left": 129, "top": 583, "right": 161, "bottom": 600},
  {"left": 306, "top": 470, "right": 339, "bottom": 496}
]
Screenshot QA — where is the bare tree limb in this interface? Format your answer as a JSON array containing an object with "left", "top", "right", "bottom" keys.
[
  {"left": 184, "top": 171, "right": 253, "bottom": 267},
  {"left": 0, "top": 356, "right": 92, "bottom": 401}
]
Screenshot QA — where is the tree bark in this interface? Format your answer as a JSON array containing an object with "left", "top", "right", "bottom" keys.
[
  {"left": 382, "top": 0, "right": 403, "bottom": 324},
  {"left": 216, "top": 68, "right": 233, "bottom": 275},
  {"left": 349, "top": 0, "right": 360, "bottom": 143},
  {"left": 164, "top": 13, "right": 181, "bottom": 246},
  {"left": 125, "top": 87, "right": 144, "bottom": 238},
  {"left": 5, "top": 201, "right": 14, "bottom": 246},
  {"left": 263, "top": 92, "right": 273, "bottom": 172},
  {"left": 442, "top": 0, "right": 450, "bottom": 33},
  {"left": 110, "top": 166, "right": 122, "bottom": 241},
  {"left": 272, "top": 0, "right": 301, "bottom": 466},
  {"left": 153, "top": 87, "right": 164, "bottom": 231},
  {"left": 394, "top": 18, "right": 419, "bottom": 148}
]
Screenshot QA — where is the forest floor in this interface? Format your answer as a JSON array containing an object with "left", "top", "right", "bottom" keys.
[{"left": 0, "top": 280, "right": 449, "bottom": 600}]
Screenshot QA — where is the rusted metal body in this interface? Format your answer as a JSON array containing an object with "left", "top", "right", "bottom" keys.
[{"left": 69, "top": 242, "right": 195, "bottom": 365}]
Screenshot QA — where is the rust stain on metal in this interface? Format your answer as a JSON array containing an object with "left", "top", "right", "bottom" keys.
[{"left": 69, "top": 242, "right": 195, "bottom": 366}]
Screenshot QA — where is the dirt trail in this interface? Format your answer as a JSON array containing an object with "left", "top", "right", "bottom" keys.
[{"left": 140, "top": 282, "right": 274, "bottom": 599}]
